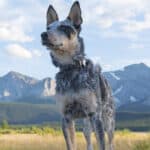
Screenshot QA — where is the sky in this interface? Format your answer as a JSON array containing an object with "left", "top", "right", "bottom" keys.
[{"left": 0, "top": 0, "right": 150, "bottom": 79}]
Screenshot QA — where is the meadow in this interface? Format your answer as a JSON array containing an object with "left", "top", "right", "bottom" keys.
[{"left": 0, "top": 127, "right": 150, "bottom": 150}]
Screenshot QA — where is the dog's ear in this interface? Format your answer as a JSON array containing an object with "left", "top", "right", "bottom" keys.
[
  {"left": 47, "top": 5, "right": 59, "bottom": 26},
  {"left": 68, "top": 1, "right": 82, "bottom": 30}
]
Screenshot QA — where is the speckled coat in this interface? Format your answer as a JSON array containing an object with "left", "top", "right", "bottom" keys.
[{"left": 51, "top": 53, "right": 115, "bottom": 128}]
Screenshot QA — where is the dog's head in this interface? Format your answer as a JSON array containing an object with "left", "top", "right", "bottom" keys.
[{"left": 41, "top": 1, "right": 84, "bottom": 66}]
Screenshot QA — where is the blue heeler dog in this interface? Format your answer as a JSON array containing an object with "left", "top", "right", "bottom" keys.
[{"left": 41, "top": 1, "right": 115, "bottom": 150}]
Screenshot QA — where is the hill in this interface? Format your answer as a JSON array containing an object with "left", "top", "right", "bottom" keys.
[{"left": 0, "top": 102, "right": 150, "bottom": 131}]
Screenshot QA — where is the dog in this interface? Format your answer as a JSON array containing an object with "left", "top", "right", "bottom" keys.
[{"left": 41, "top": 1, "right": 115, "bottom": 150}]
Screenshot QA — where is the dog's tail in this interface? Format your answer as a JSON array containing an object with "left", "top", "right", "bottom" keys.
[
  {"left": 94, "top": 64, "right": 113, "bottom": 102},
  {"left": 99, "top": 74, "right": 112, "bottom": 101}
]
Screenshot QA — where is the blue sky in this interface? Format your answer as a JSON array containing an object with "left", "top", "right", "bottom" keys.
[{"left": 0, "top": 0, "right": 150, "bottom": 79}]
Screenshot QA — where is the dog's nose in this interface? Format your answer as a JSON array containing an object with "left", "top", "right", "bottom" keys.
[{"left": 41, "top": 32, "right": 48, "bottom": 40}]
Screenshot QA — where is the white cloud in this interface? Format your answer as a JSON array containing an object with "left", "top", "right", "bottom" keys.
[
  {"left": 78, "top": 0, "right": 150, "bottom": 41},
  {"left": 90, "top": 56, "right": 102, "bottom": 64},
  {"left": 0, "top": 0, "right": 45, "bottom": 43},
  {"left": 6, "top": 44, "right": 32, "bottom": 59},
  {"left": 122, "top": 14, "right": 150, "bottom": 33},
  {"left": 5, "top": 44, "right": 43, "bottom": 59},
  {"left": 1, "top": 0, "right": 150, "bottom": 42},
  {"left": 129, "top": 43, "right": 145, "bottom": 49},
  {"left": 0, "top": 0, "right": 6, "bottom": 8},
  {"left": 32, "top": 50, "right": 42, "bottom": 57},
  {"left": 106, "top": 0, "right": 142, "bottom": 8},
  {"left": 98, "top": 18, "right": 113, "bottom": 29},
  {"left": 90, "top": 56, "right": 114, "bottom": 71},
  {"left": 0, "top": 21, "right": 33, "bottom": 42},
  {"left": 102, "top": 30, "right": 138, "bottom": 40}
]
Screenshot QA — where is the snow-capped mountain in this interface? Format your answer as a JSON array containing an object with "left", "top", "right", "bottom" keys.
[
  {"left": 104, "top": 63, "right": 150, "bottom": 107},
  {"left": 0, "top": 71, "right": 55, "bottom": 101}
]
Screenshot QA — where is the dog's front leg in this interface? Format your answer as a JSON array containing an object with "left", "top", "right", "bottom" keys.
[
  {"left": 90, "top": 115, "right": 105, "bottom": 150},
  {"left": 83, "top": 118, "right": 93, "bottom": 150},
  {"left": 69, "top": 119, "right": 76, "bottom": 150},
  {"left": 62, "top": 117, "right": 76, "bottom": 150}
]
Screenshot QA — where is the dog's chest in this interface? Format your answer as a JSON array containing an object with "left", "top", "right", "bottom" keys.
[
  {"left": 55, "top": 66, "right": 98, "bottom": 118},
  {"left": 56, "top": 90, "right": 97, "bottom": 118}
]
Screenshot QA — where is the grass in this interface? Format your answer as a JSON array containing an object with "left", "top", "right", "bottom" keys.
[{"left": 0, "top": 130, "right": 150, "bottom": 150}]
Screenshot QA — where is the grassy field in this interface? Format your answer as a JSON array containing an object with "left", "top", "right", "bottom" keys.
[{"left": 0, "top": 131, "right": 150, "bottom": 150}]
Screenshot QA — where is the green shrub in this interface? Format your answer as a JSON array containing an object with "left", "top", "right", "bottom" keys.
[
  {"left": 1, "top": 120, "right": 9, "bottom": 129},
  {"left": 30, "top": 126, "right": 43, "bottom": 134},
  {"left": 116, "top": 129, "right": 131, "bottom": 136},
  {"left": 42, "top": 126, "right": 61, "bottom": 135},
  {"left": 134, "top": 140, "right": 150, "bottom": 150}
]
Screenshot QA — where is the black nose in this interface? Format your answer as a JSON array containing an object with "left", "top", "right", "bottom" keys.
[{"left": 41, "top": 32, "right": 48, "bottom": 40}]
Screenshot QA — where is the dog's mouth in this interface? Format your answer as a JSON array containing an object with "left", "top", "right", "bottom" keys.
[
  {"left": 42, "top": 40, "right": 63, "bottom": 49},
  {"left": 42, "top": 40, "right": 66, "bottom": 54}
]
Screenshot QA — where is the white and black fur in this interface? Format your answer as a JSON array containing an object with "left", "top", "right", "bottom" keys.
[{"left": 41, "top": 1, "right": 115, "bottom": 150}]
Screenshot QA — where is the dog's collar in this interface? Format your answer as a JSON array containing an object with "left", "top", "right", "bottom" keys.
[{"left": 59, "top": 57, "right": 88, "bottom": 71}]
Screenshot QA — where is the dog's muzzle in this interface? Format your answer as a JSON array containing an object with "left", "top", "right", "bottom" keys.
[
  {"left": 41, "top": 32, "right": 53, "bottom": 46},
  {"left": 41, "top": 32, "right": 63, "bottom": 49},
  {"left": 41, "top": 32, "right": 48, "bottom": 41}
]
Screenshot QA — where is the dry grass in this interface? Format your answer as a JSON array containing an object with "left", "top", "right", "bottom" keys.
[{"left": 0, "top": 132, "right": 150, "bottom": 150}]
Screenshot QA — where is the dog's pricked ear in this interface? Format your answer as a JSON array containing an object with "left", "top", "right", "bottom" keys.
[
  {"left": 47, "top": 5, "right": 58, "bottom": 26},
  {"left": 68, "top": 1, "right": 82, "bottom": 29}
]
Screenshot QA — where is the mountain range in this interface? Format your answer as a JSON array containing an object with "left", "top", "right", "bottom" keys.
[
  {"left": 0, "top": 63, "right": 150, "bottom": 111},
  {"left": 0, "top": 71, "right": 56, "bottom": 102},
  {"left": 104, "top": 63, "right": 150, "bottom": 108}
]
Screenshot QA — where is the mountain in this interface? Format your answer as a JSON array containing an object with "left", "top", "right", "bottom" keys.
[
  {"left": 0, "top": 71, "right": 55, "bottom": 102},
  {"left": 0, "top": 63, "right": 150, "bottom": 110},
  {"left": 104, "top": 63, "right": 150, "bottom": 108}
]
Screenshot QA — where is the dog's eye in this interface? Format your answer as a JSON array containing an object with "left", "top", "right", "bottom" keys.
[
  {"left": 47, "top": 27, "right": 50, "bottom": 30},
  {"left": 58, "top": 25, "right": 75, "bottom": 38}
]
